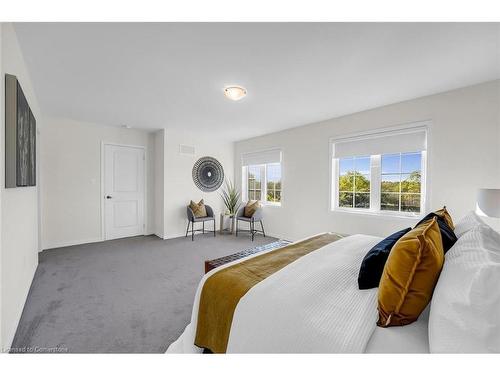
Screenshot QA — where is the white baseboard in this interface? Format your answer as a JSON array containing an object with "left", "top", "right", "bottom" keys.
[
  {"left": 161, "top": 231, "right": 288, "bottom": 241},
  {"left": 42, "top": 232, "right": 290, "bottom": 248},
  {"left": 42, "top": 237, "right": 104, "bottom": 251},
  {"left": 43, "top": 231, "right": 159, "bottom": 251},
  {"left": 163, "top": 232, "right": 187, "bottom": 240}
]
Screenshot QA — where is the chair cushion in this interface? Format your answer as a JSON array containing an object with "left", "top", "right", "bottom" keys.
[
  {"left": 193, "top": 216, "right": 214, "bottom": 222},
  {"left": 190, "top": 199, "right": 207, "bottom": 218},
  {"left": 244, "top": 200, "right": 260, "bottom": 218},
  {"left": 237, "top": 216, "right": 253, "bottom": 222},
  {"left": 377, "top": 217, "right": 444, "bottom": 327}
]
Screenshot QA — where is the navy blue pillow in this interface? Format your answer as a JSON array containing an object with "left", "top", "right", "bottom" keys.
[
  {"left": 415, "top": 213, "right": 457, "bottom": 253},
  {"left": 358, "top": 228, "right": 411, "bottom": 290}
]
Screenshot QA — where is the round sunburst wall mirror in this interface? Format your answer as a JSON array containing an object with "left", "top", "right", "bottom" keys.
[{"left": 192, "top": 156, "right": 224, "bottom": 192}]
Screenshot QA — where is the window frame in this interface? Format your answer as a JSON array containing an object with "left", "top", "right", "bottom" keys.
[
  {"left": 329, "top": 122, "right": 429, "bottom": 218},
  {"left": 246, "top": 164, "right": 264, "bottom": 201},
  {"left": 265, "top": 162, "right": 282, "bottom": 204},
  {"left": 337, "top": 155, "right": 372, "bottom": 210},
  {"left": 242, "top": 162, "right": 282, "bottom": 207},
  {"left": 380, "top": 152, "right": 424, "bottom": 214}
]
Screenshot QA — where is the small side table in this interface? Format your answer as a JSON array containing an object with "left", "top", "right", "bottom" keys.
[{"left": 219, "top": 213, "right": 235, "bottom": 234}]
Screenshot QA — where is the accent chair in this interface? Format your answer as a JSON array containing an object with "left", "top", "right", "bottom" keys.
[
  {"left": 235, "top": 206, "right": 265, "bottom": 241},
  {"left": 186, "top": 205, "right": 216, "bottom": 241}
]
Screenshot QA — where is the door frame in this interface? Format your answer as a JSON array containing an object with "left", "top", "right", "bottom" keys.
[{"left": 100, "top": 141, "right": 147, "bottom": 241}]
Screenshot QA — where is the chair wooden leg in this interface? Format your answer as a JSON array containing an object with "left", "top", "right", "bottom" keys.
[
  {"left": 213, "top": 218, "right": 216, "bottom": 237},
  {"left": 260, "top": 220, "right": 266, "bottom": 237},
  {"left": 236, "top": 219, "right": 238, "bottom": 236},
  {"left": 251, "top": 220, "right": 255, "bottom": 241},
  {"left": 192, "top": 222, "right": 195, "bottom": 241},
  {"left": 185, "top": 221, "right": 190, "bottom": 237}
]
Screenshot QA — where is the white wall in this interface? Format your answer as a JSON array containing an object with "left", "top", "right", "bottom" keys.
[
  {"left": 41, "top": 117, "right": 156, "bottom": 250},
  {"left": 154, "top": 130, "right": 166, "bottom": 238},
  {"left": 0, "top": 20, "right": 3, "bottom": 352},
  {"left": 235, "top": 80, "right": 500, "bottom": 240},
  {"left": 0, "top": 23, "right": 41, "bottom": 349},
  {"left": 41, "top": 119, "right": 235, "bottom": 244},
  {"left": 159, "top": 128, "right": 234, "bottom": 239}
]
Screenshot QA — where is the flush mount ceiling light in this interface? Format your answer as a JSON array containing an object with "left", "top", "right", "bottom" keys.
[{"left": 223, "top": 86, "right": 247, "bottom": 101}]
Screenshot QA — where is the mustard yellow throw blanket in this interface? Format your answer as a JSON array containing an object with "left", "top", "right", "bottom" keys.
[{"left": 194, "top": 233, "right": 344, "bottom": 353}]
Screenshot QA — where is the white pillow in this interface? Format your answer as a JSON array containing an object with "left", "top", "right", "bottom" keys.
[
  {"left": 453, "top": 211, "right": 486, "bottom": 238},
  {"left": 429, "top": 223, "right": 500, "bottom": 353}
]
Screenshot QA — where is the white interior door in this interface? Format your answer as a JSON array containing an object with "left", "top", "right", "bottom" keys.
[{"left": 104, "top": 144, "right": 145, "bottom": 240}]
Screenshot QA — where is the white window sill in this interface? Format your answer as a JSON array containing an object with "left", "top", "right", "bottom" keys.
[
  {"left": 330, "top": 207, "right": 423, "bottom": 220},
  {"left": 262, "top": 202, "right": 282, "bottom": 208}
]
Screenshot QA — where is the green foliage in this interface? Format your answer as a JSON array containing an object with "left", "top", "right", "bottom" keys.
[
  {"left": 401, "top": 194, "right": 420, "bottom": 212},
  {"left": 382, "top": 171, "right": 421, "bottom": 193},
  {"left": 354, "top": 193, "right": 370, "bottom": 208},
  {"left": 339, "top": 171, "right": 371, "bottom": 208},
  {"left": 381, "top": 193, "right": 399, "bottom": 211},
  {"left": 381, "top": 179, "right": 399, "bottom": 192},
  {"left": 339, "top": 170, "right": 421, "bottom": 211},
  {"left": 401, "top": 171, "right": 421, "bottom": 193},
  {"left": 339, "top": 172, "right": 370, "bottom": 192},
  {"left": 339, "top": 192, "right": 353, "bottom": 207},
  {"left": 220, "top": 180, "right": 241, "bottom": 215},
  {"left": 267, "top": 181, "right": 282, "bottom": 190},
  {"left": 266, "top": 181, "right": 282, "bottom": 202},
  {"left": 266, "top": 190, "right": 281, "bottom": 202},
  {"left": 381, "top": 171, "right": 421, "bottom": 212},
  {"left": 355, "top": 174, "right": 370, "bottom": 192},
  {"left": 339, "top": 174, "right": 353, "bottom": 191}
]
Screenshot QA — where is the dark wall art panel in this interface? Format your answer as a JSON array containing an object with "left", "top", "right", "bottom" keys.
[
  {"left": 5, "top": 74, "right": 36, "bottom": 188},
  {"left": 192, "top": 156, "right": 224, "bottom": 192},
  {"left": 16, "top": 81, "right": 30, "bottom": 186},
  {"left": 29, "top": 108, "right": 37, "bottom": 186}
]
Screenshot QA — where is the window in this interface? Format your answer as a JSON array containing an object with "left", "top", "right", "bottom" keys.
[
  {"left": 331, "top": 125, "right": 427, "bottom": 216},
  {"left": 381, "top": 153, "right": 422, "bottom": 213},
  {"left": 266, "top": 163, "right": 282, "bottom": 203},
  {"left": 338, "top": 156, "right": 371, "bottom": 208},
  {"left": 242, "top": 149, "right": 282, "bottom": 205},
  {"left": 243, "top": 163, "right": 282, "bottom": 205},
  {"left": 247, "top": 165, "right": 263, "bottom": 201}
]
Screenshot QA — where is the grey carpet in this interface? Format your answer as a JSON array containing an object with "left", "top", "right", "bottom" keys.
[{"left": 12, "top": 233, "right": 277, "bottom": 353}]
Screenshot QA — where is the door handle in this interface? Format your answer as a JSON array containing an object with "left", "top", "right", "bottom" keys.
[{"left": 106, "top": 195, "right": 112, "bottom": 199}]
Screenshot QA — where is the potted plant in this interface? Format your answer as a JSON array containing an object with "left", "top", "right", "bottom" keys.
[
  {"left": 220, "top": 179, "right": 241, "bottom": 216},
  {"left": 220, "top": 180, "right": 241, "bottom": 234}
]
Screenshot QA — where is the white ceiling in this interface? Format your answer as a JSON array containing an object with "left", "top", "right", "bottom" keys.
[{"left": 13, "top": 23, "right": 500, "bottom": 141}]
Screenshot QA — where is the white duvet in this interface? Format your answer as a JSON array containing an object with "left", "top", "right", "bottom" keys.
[{"left": 167, "top": 234, "right": 382, "bottom": 353}]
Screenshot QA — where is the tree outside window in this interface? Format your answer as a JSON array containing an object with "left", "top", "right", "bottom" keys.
[{"left": 338, "top": 156, "right": 370, "bottom": 209}]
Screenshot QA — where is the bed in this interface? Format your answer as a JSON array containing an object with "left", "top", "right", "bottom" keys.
[
  {"left": 167, "top": 213, "right": 499, "bottom": 353},
  {"left": 167, "top": 233, "right": 430, "bottom": 353}
]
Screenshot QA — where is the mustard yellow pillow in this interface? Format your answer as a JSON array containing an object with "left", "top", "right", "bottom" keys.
[
  {"left": 244, "top": 200, "right": 260, "bottom": 218},
  {"left": 434, "top": 206, "right": 455, "bottom": 230},
  {"left": 189, "top": 199, "right": 207, "bottom": 218},
  {"left": 377, "top": 217, "right": 444, "bottom": 327}
]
